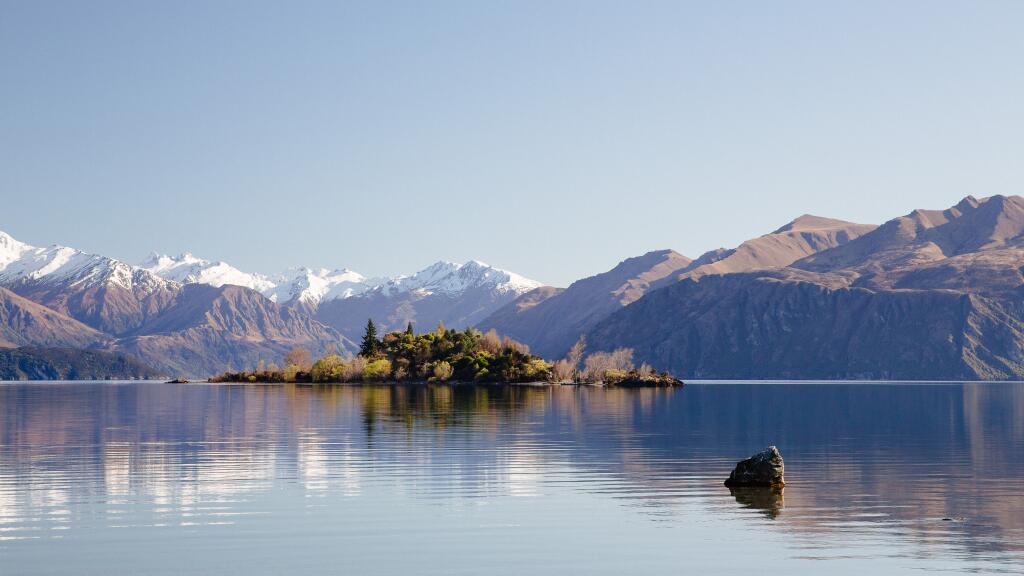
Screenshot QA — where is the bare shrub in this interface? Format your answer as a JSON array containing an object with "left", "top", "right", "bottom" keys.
[
  {"left": 550, "top": 359, "right": 575, "bottom": 383},
  {"left": 342, "top": 356, "right": 369, "bottom": 381},
  {"left": 567, "top": 336, "right": 586, "bottom": 371},
  {"left": 502, "top": 336, "right": 530, "bottom": 355},
  {"left": 582, "top": 348, "right": 634, "bottom": 382},
  {"left": 284, "top": 347, "right": 313, "bottom": 371},
  {"left": 480, "top": 329, "right": 502, "bottom": 354}
]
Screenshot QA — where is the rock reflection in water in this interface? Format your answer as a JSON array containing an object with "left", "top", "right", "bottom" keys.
[{"left": 729, "top": 486, "right": 785, "bottom": 519}]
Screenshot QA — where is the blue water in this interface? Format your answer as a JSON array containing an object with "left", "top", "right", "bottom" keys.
[{"left": 0, "top": 382, "right": 1022, "bottom": 574}]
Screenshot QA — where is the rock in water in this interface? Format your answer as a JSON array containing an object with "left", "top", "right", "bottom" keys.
[{"left": 724, "top": 446, "right": 785, "bottom": 487}]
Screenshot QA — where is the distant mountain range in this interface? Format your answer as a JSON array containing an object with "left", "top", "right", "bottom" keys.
[
  {"left": 6, "top": 194, "right": 1024, "bottom": 380},
  {"left": 139, "top": 254, "right": 542, "bottom": 343},
  {"left": 0, "top": 230, "right": 540, "bottom": 377}
]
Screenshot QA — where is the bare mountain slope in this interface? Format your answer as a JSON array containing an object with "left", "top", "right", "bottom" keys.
[
  {"left": 115, "top": 284, "right": 346, "bottom": 377},
  {"left": 479, "top": 215, "right": 873, "bottom": 361},
  {"left": 0, "top": 287, "right": 106, "bottom": 349},
  {"left": 796, "top": 195, "right": 1024, "bottom": 274},
  {"left": 675, "top": 214, "right": 876, "bottom": 280},
  {"left": 476, "top": 250, "right": 693, "bottom": 359}
]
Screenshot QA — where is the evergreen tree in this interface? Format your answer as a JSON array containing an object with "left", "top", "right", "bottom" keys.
[
  {"left": 405, "top": 322, "right": 414, "bottom": 337},
  {"left": 360, "top": 318, "right": 380, "bottom": 357}
]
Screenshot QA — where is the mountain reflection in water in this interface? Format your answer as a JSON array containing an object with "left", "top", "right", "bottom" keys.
[{"left": 0, "top": 382, "right": 1021, "bottom": 575}]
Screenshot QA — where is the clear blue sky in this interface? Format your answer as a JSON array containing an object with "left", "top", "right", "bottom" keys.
[{"left": 2, "top": 1, "right": 1022, "bottom": 286}]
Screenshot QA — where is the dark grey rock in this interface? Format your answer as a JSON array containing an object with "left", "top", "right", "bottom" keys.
[{"left": 724, "top": 446, "right": 785, "bottom": 487}]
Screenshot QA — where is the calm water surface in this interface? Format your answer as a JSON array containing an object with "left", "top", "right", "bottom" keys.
[{"left": 1, "top": 381, "right": 1022, "bottom": 575}]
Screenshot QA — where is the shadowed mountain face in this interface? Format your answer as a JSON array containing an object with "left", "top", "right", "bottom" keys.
[
  {"left": 0, "top": 347, "right": 162, "bottom": 380},
  {"left": 476, "top": 250, "right": 693, "bottom": 359},
  {"left": 587, "top": 195, "right": 1024, "bottom": 379},
  {"left": 587, "top": 272, "right": 1024, "bottom": 380}
]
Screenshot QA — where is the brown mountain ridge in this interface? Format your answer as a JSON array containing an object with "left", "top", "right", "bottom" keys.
[{"left": 584, "top": 195, "right": 1024, "bottom": 380}]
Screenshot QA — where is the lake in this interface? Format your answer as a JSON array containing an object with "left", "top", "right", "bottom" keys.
[{"left": 1, "top": 381, "right": 1022, "bottom": 575}]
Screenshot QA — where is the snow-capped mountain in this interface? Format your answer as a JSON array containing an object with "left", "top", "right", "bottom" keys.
[
  {"left": 141, "top": 252, "right": 542, "bottom": 310},
  {"left": 312, "top": 260, "right": 544, "bottom": 342},
  {"left": 140, "top": 254, "right": 383, "bottom": 307},
  {"left": 375, "top": 260, "right": 542, "bottom": 297},
  {"left": 0, "top": 229, "right": 348, "bottom": 376},
  {"left": 0, "top": 231, "right": 170, "bottom": 294},
  {"left": 0, "top": 230, "right": 179, "bottom": 336},
  {"left": 140, "top": 252, "right": 276, "bottom": 293},
  {"left": 139, "top": 250, "right": 544, "bottom": 342},
  {"left": 263, "top": 267, "right": 379, "bottom": 308}
]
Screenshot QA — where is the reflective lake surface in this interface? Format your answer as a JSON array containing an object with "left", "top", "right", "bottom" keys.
[{"left": 1, "top": 381, "right": 1022, "bottom": 575}]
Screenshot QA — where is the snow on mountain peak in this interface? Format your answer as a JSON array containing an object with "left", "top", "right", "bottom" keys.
[
  {"left": 4, "top": 229, "right": 543, "bottom": 310},
  {"left": 141, "top": 252, "right": 541, "bottom": 305},
  {"left": 0, "top": 230, "right": 170, "bottom": 292},
  {"left": 140, "top": 252, "right": 276, "bottom": 292},
  {"left": 264, "top": 267, "right": 378, "bottom": 306},
  {"left": 0, "top": 230, "right": 32, "bottom": 268},
  {"left": 377, "top": 260, "right": 542, "bottom": 297}
]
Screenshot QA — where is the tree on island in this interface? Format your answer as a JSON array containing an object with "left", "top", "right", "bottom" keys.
[
  {"left": 405, "top": 322, "right": 414, "bottom": 337},
  {"left": 360, "top": 318, "right": 380, "bottom": 357},
  {"left": 211, "top": 324, "right": 679, "bottom": 386}
]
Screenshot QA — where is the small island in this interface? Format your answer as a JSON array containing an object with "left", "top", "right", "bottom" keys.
[{"left": 210, "top": 320, "right": 681, "bottom": 387}]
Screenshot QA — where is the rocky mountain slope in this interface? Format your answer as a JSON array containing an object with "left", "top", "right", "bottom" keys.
[
  {"left": 479, "top": 214, "right": 874, "bottom": 360},
  {"left": 675, "top": 215, "right": 877, "bottom": 281},
  {"left": 476, "top": 250, "right": 693, "bottom": 359},
  {"left": 0, "top": 287, "right": 106, "bottom": 349},
  {"left": 113, "top": 284, "right": 345, "bottom": 376},
  {"left": 586, "top": 195, "right": 1024, "bottom": 380},
  {"left": 1, "top": 231, "right": 178, "bottom": 335}
]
